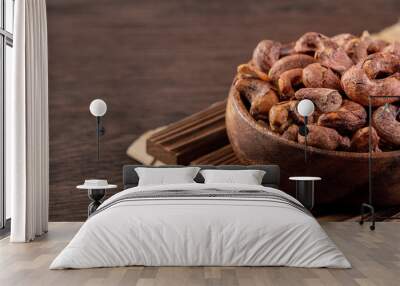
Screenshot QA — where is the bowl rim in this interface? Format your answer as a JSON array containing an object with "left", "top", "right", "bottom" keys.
[{"left": 229, "top": 84, "right": 400, "bottom": 159}]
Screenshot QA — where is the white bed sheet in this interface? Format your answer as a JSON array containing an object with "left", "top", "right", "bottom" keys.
[{"left": 50, "top": 183, "right": 350, "bottom": 269}]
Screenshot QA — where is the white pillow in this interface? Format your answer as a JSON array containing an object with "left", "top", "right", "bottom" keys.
[
  {"left": 135, "top": 167, "right": 200, "bottom": 186},
  {"left": 200, "top": 169, "right": 266, "bottom": 185}
]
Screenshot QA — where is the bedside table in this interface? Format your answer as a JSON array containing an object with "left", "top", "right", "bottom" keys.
[
  {"left": 77, "top": 180, "right": 117, "bottom": 216},
  {"left": 289, "top": 177, "right": 321, "bottom": 210}
]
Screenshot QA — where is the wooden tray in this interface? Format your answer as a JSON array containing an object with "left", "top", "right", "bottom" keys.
[{"left": 146, "top": 101, "right": 233, "bottom": 165}]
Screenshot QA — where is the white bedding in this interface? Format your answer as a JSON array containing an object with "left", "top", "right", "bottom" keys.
[{"left": 50, "top": 183, "right": 351, "bottom": 269}]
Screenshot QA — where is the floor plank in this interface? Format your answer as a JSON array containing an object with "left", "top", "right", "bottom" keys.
[{"left": 1, "top": 222, "right": 400, "bottom": 286}]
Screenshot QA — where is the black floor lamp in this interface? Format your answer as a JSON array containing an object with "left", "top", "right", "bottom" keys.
[
  {"left": 89, "top": 99, "right": 107, "bottom": 161},
  {"left": 297, "top": 99, "right": 315, "bottom": 164},
  {"left": 359, "top": 95, "right": 400, "bottom": 231}
]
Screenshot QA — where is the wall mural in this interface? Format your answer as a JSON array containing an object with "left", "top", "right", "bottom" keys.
[
  {"left": 226, "top": 32, "right": 400, "bottom": 220},
  {"left": 47, "top": 1, "right": 400, "bottom": 221}
]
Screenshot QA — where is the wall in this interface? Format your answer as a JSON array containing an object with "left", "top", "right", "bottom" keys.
[{"left": 47, "top": 0, "right": 400, "bottom": 221}]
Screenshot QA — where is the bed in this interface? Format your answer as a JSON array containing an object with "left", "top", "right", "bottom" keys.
[{"left": 50, "top": 165, "right": 350, "bottom": 269}]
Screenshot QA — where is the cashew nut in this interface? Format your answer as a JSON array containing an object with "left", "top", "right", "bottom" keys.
[
  {"left": 291, "top": 102, "right": 319, "bottom": 125},
  {"left": 235, "top": 78, "right": 279, "bottom": 121},
  {"left": 268, "top": 101, "right": 297, "bottom": 134},
  {"left": 343, "top": 38, "right": 369, "bottom": 64},
  {"left": 295, "top": 32, "right": 354, "bottom": 74},
  {"left": 314, "top": 38, "right": 354, "bottom": 74},
  {"left": 252, "top": 40, "right": 282, "bottom": 72},
  {"left": 294, "top": 32, "right": 329, "bottom": 54},
  {"left": 372, "top": 104, "right": 400, "bottom": 146},
  {"left": 341, "top": 53, "right": 400, "bottom": 106},
  {"left": 277, "top": 68, "right": 304, "bottom": 100},
  {"left": 361, "top": 31, "right": 389, "bottom": 54},
  {"left": 331, "top": 33, "right": 368, "bottom": 64},
  {"left": 317, "top": 100, "right": 367, "bottom": 133},
  {"left": 295, "top": 88, "right": 342, "bottom": 112},
  {"left": 298, "top": 125, "right": 350, "bottom": 150},
  {"left": 363, "top": 52, "right": 399, "bottom": 79},
  {"left": 279, "top": 42, "right": 296, "bottom": 57},
  {"left": 268, "top": 54, "right": 315, "bottom": 81},
  {"left": 302, "top": 63, "right": 341, "bottom": 90},
  {"left": 383, "top": 41, "right": 400, "bottom": 57},
  {"left": 331, "top": 33, "right": 357, "bottom": 47},
  {"left": 282, "top": 124, "right": 299, "bottom": 142},
  {"left": 237, "top": 63, "right": 269, "bottom": 81},
  {"left": 350, "top": 127, "right": 381, "bottom": 152}
]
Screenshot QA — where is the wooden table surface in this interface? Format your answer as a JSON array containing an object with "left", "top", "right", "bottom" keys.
[{"left": 47, "top": 0, "right": 400, "bottom": 221}]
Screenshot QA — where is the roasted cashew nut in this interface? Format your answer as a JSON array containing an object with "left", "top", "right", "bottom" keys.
[
  {"left": 383, "top": 42, "right": 400, "bottom": 57},
  {"left": 302, "top": 63, "right": 341, "bottom": 90},
  {"left": 268, "top": 101, "right": 297, "bottom": 134},
  {"left": 282, "top": 124, "right": 299, "bottom": 142},
  {"left": 235, "top": 78, "right": 279, "bottom": 121},
  {"left": 252, "top": 40, "right": 282, "bottom": 73},
  {"left": 237, "top": 63, "right": 269, "bottom": 81},
  {"left": 331, "top": 33, "right": 357, "bottom": 47},
  {"left": 341, "top": 53, "right": 400, "bottom": 106},
  {"left": 314, "top": 38, "right": 354, "bottom": 74},
  {"left": 298, "top": 125, "right": 350, "bottom": 150},
  {"left": 295, "top": 88, "right": 342, "bottom": 113},
  {"left": 363, "top": 53, "right": 399, "bottom": 79},
  {"left": 361, "top": 31, "right": 389, "bottom": 54},
  {"left": 268, "top": 54, "right": 315, "bottom": 81},
  {"left": 372, "top": 104, "right": 400, "bottom": 146},
  {"left": 294, "top": 32, "right": 329, "bottom": 54},
  {"left": 350, "top": 127, "right": 380, "bottom": 152},
  {"left": 279, "top": 42, "right": 296, "bottom": 57},
  {"left": 332, "top": 33, "right": 368, "bottom": 64},
  {"left": 318, "top": 100, "right": 367, "bottom": 133},
  {"left": 343, "top": 38, "right": 369, "bottom": 64},
  {"left": 294, "top": 32, "right": 353, "bottom": 74},
  {"left": 277, "top": 68, "right": 304, "bottom": 100}
]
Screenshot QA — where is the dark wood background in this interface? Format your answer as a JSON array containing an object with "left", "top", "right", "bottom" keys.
[{"left": 47, "top": 0, "right": 400, "bottom": 221}]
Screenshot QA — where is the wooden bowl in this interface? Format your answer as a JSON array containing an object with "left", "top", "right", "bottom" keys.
[{"left": 226, "top": 84, "right": 400, "bottom": 206}]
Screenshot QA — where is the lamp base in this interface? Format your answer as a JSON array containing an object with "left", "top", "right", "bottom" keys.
[{"left": 359, "top": 203, "right": 375, "bottom": 230}]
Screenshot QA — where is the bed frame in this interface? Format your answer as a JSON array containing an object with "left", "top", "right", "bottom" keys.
[{"left": 123, "top": 165, "right": 280, "bottom": 189}]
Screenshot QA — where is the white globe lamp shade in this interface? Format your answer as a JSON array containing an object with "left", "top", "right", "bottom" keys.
[
  {"left": 89, "top": 99, "right": 107, "bottom": 117},
  {"left": 297, "top": 99, "right": 315, "bottom": 117}
]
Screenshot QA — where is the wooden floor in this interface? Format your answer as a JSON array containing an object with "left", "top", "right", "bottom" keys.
[{"left": 1, "top": 222, "right": 399, "bottom": 286}]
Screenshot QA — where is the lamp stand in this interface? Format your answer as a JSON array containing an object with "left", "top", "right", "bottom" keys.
[
  {"left": 96, "top": 116, "right": 105, "bottom": 161},
  {"left": 299, "top": 116, "right": 309, "bottom": 164},
  {"left": 358, "top": 96, "right": 400, "bottom": 230}
]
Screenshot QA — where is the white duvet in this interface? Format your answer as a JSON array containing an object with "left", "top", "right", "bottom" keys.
[{"left": 50, "top": 183, "right": 351, "bottom": 269}]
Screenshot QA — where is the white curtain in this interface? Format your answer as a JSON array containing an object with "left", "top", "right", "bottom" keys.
[{"left": 8, "top": 0, "right": 49, "bottom": 242}]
